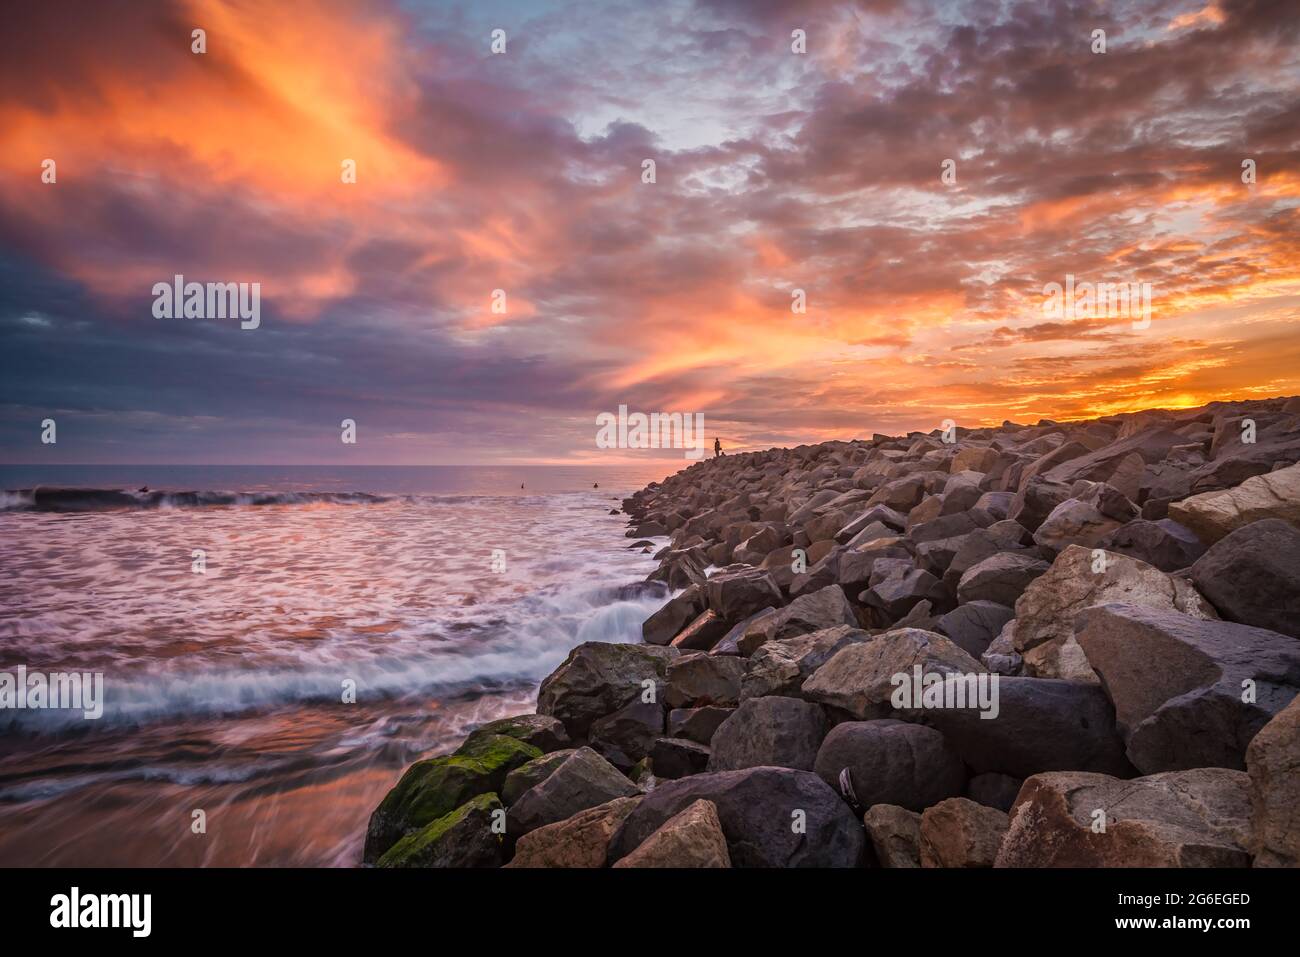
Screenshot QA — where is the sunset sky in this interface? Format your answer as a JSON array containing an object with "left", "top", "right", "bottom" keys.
[{"left": 1, "top": 0, "right": 1298, "bottom": 464}]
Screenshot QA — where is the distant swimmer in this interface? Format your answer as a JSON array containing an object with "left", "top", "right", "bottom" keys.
[
  {"left": 593, "top": 482, "right": 599, "bottom": 488},
  {"left": 520, "top": 483, "right": 525, "bottom": 489},
  {"left": 138, "top": 486, "right": 149, "bottom": 493}
]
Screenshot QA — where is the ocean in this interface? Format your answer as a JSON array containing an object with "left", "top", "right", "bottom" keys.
[{"left": 0, "top": 463, "right": 678, "bottom": 866}]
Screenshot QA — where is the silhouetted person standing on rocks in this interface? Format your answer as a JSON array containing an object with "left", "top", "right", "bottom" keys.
[{"left": 714, "top": 437, "right": 722, "bottom": 458}]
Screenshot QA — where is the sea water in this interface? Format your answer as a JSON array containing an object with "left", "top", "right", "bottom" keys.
[{"left": 0, "top": 464, "right": 675, "bottom": 865}]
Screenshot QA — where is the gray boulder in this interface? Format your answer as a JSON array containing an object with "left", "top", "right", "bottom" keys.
[
  {"left": 813, "top": 719, "right": 965, "bottom": 812},
  {"left": 1013, "top": 544, "right": 1216, "bottom": 683},
  {"left": 537, "top": 641, "right": 678, "bottom": 739},
  {"left": 708, "top": 696, "right": 827, "bottom": 772},
  {"left": 608, "top": 766, "right": 864, "bottom": 867},
  {"left": 936, "top": 601, "right": 1014, "bottom": 658},
  {"left": 506, "top": 746, "right": 640, "bottom": 836},
  {"left": 705, "top": 566, "right": 784, "bottom": 622},
  {"left": 911, "top": 677, "right": 1133, "bottom": 778},
  {"left": 956, "top": 552, "right": 1050, "bottom": 606},
  {"left": 803, "top": 628, "right": 984, "bottom": 720},
  {"left": 664, "top": 653, "right": 744, "bottom": 708},
  {"left": 1189, "top": 519, "right": 1300, "bottom": 638},
  {"left": 1076, "top": 603, "right": 1300, "bottom": 773},
  {"left": 1097, "top": 518, "right": 1206, "bottom": 572},
  {"left": 741, "top": 625, "right": 868, "bottom": 700}
]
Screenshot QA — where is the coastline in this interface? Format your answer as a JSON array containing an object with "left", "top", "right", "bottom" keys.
[{"left": 365, "top": 395, "right": 1300, "bottom": 868}]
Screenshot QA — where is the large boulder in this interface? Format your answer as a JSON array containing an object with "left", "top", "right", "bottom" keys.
[
  {"left": 506, "top": 746, "right": 640, "bottom": 836},
  {"left": 664, "top": 654, "right": 744, "bottom": 708},
  {"left": 608, "top": 766, "right": 864, "bottom": 867},
  {"left": 1168, "top": 461, "right": 1300, "bottom": 543},
  {"left": 376, "top": 793, "right": 506, "bottom": 868},
  {"left": 707, "top": 696, "right": 827, "bottom": 772},
  {"left": 1032, "top": 483, "right": 1138, "bottom": 552},
  {"left": 863, "top": 804, "right": 922, "bottom": 867},
  {"left": 1097, "top": 518, "right": 1206, "bottom": 572},
  {"left": 1008, "top": 477, "right": 1072, "bottom": 532},
  {"left": 1076, "top": 603, "right": 1300, "bottom": 773},
  {"left": 1042, "top": 428, "right": 1188, "bottom": 493},
  {"left": 363, "top": 734, "right": 540, "bottom": 862},
  {"left": 1246, "top": 695, "right": 1300, "bottom": 867},
  {"left": 741, "top": 625, "right": 869, "bottom": 700},
  {"left": 505, "top": 796, "right": 641, "bottom": 868},
  {"left": 670, "top": 608, "right": 730, "bottom": 651},
  {"left": 704, "top": 566, "right": 784, "bottom": 622},
  {"left": 1012, "top": 545, "right": 1216, "bottom": 682},
  {"left": 708, "top": 606, "right": 778, "bottom": 656},
  {"left": 537, "top": 641, "right": 678, "bottom": 739},
  {"left": 919, "top": 797, "right": 1009, "bottom": 868},
  {"left": 813, "top": 719, "right": 966, "bottom": 812},
  {"left": 862, "top": 566, "right": 944, "bottom": 620},
  {"left": 911, "top": 677, "right": 1133, "bottom": 777},
  {"left": 995, "top": 768, "right": 1252, "bottom": 867},
  {"left": 769, "top": 584, "right": 859, "bottom": 641},
  {"left": 641, "top": 585, "right": 704, "bottom": 646},
  {"left": 803, "top": 629, "right": 984, "bottom": 721},
  {"left": 1189, "top": 519, "right": 1300, "bottom": 639},
  {"left": 956, "top": 552, "right": 1050, "bottom": 607},
  {"left": 502, "top": 749, "right": 574, "bottom": 804},
  {"left": 612, "top": 799, "right": 732, "bottom": 868},
  {"left": 465, "top": 714, "right": 570, "bottom": 753}
]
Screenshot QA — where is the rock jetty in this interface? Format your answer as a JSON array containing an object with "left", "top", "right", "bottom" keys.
[{"left": 365, "top": 396, "right": 1300, "bottom": 867}]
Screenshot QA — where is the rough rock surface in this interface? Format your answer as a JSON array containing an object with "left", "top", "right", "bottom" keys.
[
  {"left": 537, "top": 641, "right": 677, "bottom": 739},
  {"left": 506, "top": 796, "right": 641, "bottom": 868},
  {"left": 919, "top": 797, "right": 1009, "bottom": 868},
  {"left": 707, "top": 696, "right": 827, "bottom": 772},
  {"left": 1168, "top": 461, "right": 1300, "bottom": 543},
  {"left": 364, "top": 734, "right": 540, "bottom": 862},
  {"left": 813, "top": 719, "right": 966, "bottom": 812},
  {"left": 803, "top": 629, "right": 984, "bottom": 720},
  {"left": 608, "top": 767, "right": 864, "bottom": 867},
  {"left": 863, "top": 804, "right": 922, "bottom": 868},
  {"left": 612, "top": 799, "right": 732, "bottom": 868},
  {"left": 740, "top": 625, "right": 867, "bottom": 700},
  {"left": 1076, "top": 603, "right": 1300, "bottom": 773},
  {"left": 664, "top": 653, "right": 745, "bottom": 708},
  {"left": 996, "top": 768, "right": 1253, "bottom": 867},
  {"left": 377, "top": 793, "right": 506, "bottom": 869},
  {"left": 1013, "top": 544, "right": 1216, "bottom": 682},
  {"left": 1189, "top": 519, "right": 1300, "bottom": 638},
  {"left": 911, "top": 677, "right": 1133, "bottom": 778},
  {"left": 1246, "top": 696, "right": 1300, "bottom": 867},
  {"left": 506, "top": 747, "right": 640, "bottom": 837}
]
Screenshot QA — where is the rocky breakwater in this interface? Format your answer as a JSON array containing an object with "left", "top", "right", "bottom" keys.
[{"left": 364, "top": 395, "right": 1300, "bottom": 868}]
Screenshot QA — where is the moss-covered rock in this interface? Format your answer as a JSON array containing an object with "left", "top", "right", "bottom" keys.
[
  {"left": 363, "top": 734, "right": 540, "bottom": 862},
  {"left": 454, "top": 731, "right": 543, "bottom": 767},
  {"left": 376, "top": 793, "right": 506, "bottom": 868},
  {"left": 465, "top": 714, "right": 571, "bottom": 753}
]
